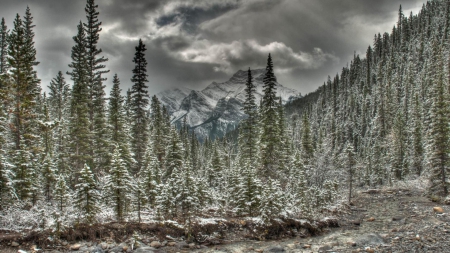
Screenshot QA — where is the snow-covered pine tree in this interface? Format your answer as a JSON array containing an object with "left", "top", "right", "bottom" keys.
[
  {"left": 346, "top": 142, "right": 356, "bottom": 203},
  {"left": 132, "top": 176, "right": 146, "bottom": 223},
  {"left": 67, "top": 22, "right": 92, "bottom": 176},
  {"left": 411, "top": 93, "right": 423, "bottom": 176},
  {"left": 104, "top": 145, "right": 134, "bottom": 221},
  {"left": 74, "top": 163, "right": 100, "bottom": 224},
  {"left": 84, "top": 0, "right": 110, "bottom": 173},
  {"left": 8, "top": 13, "right": 39, "bottom": 153},
  {"left": 277, "top": 97, "right": 290, "bottom": 174},
  {"left": 239, "top": 68, "right": 259, "bottom": 168},
  {"left": 207, "top": 143, "right": 223, "bottom": 188},
  {"left": 0, "top": 154, "right": 14, "bottom": 210},
  {"left": 301, "top": 112, "right": 314, "bottom": 166},
  {"left": 260, "top": 178, "right": 284, "bottom": 222},
  {"left": 22, "top": 7, "right": 41, "bottom": 158},
  {"left": 178, "top": 160, "right": 200, "bottom": 224},
  {"left": 48, "top": 71, "right": 71, "bottom": 176},
  {"left": 41, "top": 155, "right": 56, "bottom": 202},
  {"left": 130, "top": 39, "right": 149, "bottom": 174},
  {"left": 108, "top": 74, "right": 133, "bottom": 169},
  {"left": 53, "top": 175, "right": 70, "bottom": 236},
  {"left": 390, "top": 109, "right": 407, "bottom": 180},
  {"left": 287, "top": 151, "right": 307, "bottom": 214},
  {"left": 260, "top": 54, "right": 280, "bottom": 176},
  {"left": 13, "top": 140, "right": 35, "bottom": 202},
  {"left": 157, "top": 168, "right": 179, "bottom": 220},
  {"left": 0, "top": 17, "right": 8, "bottom": 78},
  {"left": 164, "top": 127, "right": 183, "bottom": 180},
  {"left": 234, "top": 165, "right": 261, "bottom": 216},
  {"left": 428, "top": 38, "right": 450, "bottom": 197},
  {"left": 150, "top": 95, "right": 165, "bottom": 163},
  {"left": 140, "top": 147, "right": 160, "bottom": 208}
]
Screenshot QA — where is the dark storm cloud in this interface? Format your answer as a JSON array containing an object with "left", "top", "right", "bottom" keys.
[{"left": 0, "top": 0, "right": 425, "bottom": 95}]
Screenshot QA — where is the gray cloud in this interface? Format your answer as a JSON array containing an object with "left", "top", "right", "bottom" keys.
[{"left": 0, "top": 0, "right": 425, "bottom": 96}]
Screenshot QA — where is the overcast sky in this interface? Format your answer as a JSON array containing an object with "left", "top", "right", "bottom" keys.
[{"left": 0, "top": 0, "right": 425, "bottom": 96}]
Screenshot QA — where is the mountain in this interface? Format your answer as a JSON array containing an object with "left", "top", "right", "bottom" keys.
[{"left": 156, "top": 69, "right": 300, "bottom": 140}]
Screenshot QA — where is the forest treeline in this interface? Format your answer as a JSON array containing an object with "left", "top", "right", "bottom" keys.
[
  {"left": 286, "top": 0, "right": 450, "bottom": 199},
  {"left": 0, "top": 0, "right": 448, "bottom": 235}
]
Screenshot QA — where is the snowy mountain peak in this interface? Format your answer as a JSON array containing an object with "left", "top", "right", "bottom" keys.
[{"left": 157, "top": 69, "right": 300, "bottom": 140}]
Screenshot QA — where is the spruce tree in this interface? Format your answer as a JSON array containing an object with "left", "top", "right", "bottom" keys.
[
  {"left": 260, "top": 178, "right": 284, "bottom": 222},
  {"left": 0, "top": 17, "right": 8, "bottom": 77},
  {"left": 84, "top": 0, "right": 109, "bottom": 173},
  {"left": 48, "top": 71, "right": 71, "bottom": 175},
  {"left": 411, "top": 93, "right": 423, "bottom": 175},
  {"left": 150, "top": 95, "right": 165, "bottom": 162},
  {"left": 391, "top": 109, "right": 407, "bottom": 180},
  {"left": 74, "top": 163, "right": 100, "bottom": 224},
  {"left": 178, "top": 160, "right": 200, "bottom": 226},
  {"left": 67, "top": 22, "right": 92, "bottom": 175},
  {"left": 8, "top": 13, "right": 38, "bottom": 151},
  {"left": 239, "top": 68, "right": 259, "bottom": 168},
  {"left": 140, "top": 147, "right": 160, "bottom": 208},
  {"left": 346, "top": 143, "right": 356, "bottom": 203},
  {"left": 164, "top": 127, "right": 183, "bottom": 180},
  {"left": 260, "top": 54, "right": 279, "bottom": 176},
  {"left": 301, "top": 112, "right": 314, "bottom": 165},
  {"left": 41, "top": 155, "right": 57, "bottom": 202},
  {"left": 208, "top": 143, "right": 223, "bottom": 188},
  {"left": 130, "top": 39, "right": 149, "bottom": 174},
  {"left": 234, "top": 166, "right": 261, "bottom": 216},
  {"left": 13, "top": 140, "right": 34, "bottom": 201},
  {"left": 53, "top": 175, "right": 70, "bottom": 236},
  {"left": 108, "top": 74, "right": 133, "bottom": 169},
  {"left": 104, "top": 145, "right": 134, "bottom": 221},
  {"left": 287, "top": 151, "right": 307, "bottom": 213},
  {"left": 0, "top": 153, "right": 14, "bottom": 210},
  {"left": 428, "top": 39, "right": 450, "bottom": 197}
]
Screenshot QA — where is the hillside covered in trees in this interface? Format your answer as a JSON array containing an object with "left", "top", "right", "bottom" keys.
[{"left": 0, "top": 0, "right": 449, "bottom": 249}]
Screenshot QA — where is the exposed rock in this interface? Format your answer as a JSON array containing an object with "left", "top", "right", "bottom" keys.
[
  {"left": 433, "top": 207, "right": 444, "bottom": 213},
  {"left": 70, "top": 243, "right": 81, "bottom": 250},
  {"left": 355, "top": 233, "right": 385, "bottom": 246},
  {"left": 392, "top": 216, "right": 404, "bottom": 221},
  {"left": 351, "top": 220, "right": 361, "bottom": 226},
  {"left": 265, "top": 245, "right": 285, "bottom": 252},
  {"left": 347, "top": 241, "right": 357, "bottom": 246},
  {"left": 177, "top": 241, "right": 189, "bottom": 249},
  {"left": 444, "top": 196, "right": 450, "bottom": 205},
  {"left": 150, "top": 241, "right": 161, "bottom": 248},
  {"left": 100, "top": 242, "right": 108, "bottom": 249},
  {"left": 167, "top": 242, "right": 177, "bottom": 247},
  {"left": 367, "top": 217, "right": 375, "bottom": 222},
  {"left": 90, "top": 247, "right": 104, "bottom": 253},
  {"left": 189, "top": 243, "right": 196, "bottom": 248},
  {"left": 302, "top": 244, "right": 311, "bottom": 249},
  {"left": 11, "top": 241, "right": 19, "bottom": 247},
  {"left": 134, "top": 247, "right": 156, "bottom": 253},
  {"left": 365, "top": 247, "right": 375, "bottom": 253},
  {"left": 318, "top": 244, "right": 332, "bottom": 252},
  {"left": 109, "top": 246, "right": 123, "bottom": 253}
]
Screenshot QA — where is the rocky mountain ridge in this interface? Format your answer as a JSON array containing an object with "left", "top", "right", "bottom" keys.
[{"left": 156, "top": 69, "right": 300, "bottom": 140}]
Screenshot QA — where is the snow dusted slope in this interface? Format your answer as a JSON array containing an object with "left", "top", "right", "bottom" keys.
[
  {"left": 157, "top": 69, "right": 300, "bottom": 140},
  {"left": 156, "top": 87, "right": 192, "bottom": 113}
]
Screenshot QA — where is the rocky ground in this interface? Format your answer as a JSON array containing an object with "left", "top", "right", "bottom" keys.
[{"left": 2, "top": 187, "right": 449, "bottom": 253}]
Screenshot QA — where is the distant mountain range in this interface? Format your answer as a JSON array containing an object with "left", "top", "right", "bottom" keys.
[{"left": 156, "top": 69, "right": 301, "bottom": 140}]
